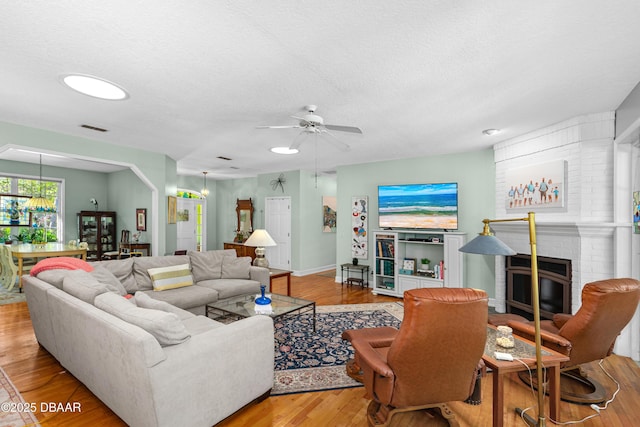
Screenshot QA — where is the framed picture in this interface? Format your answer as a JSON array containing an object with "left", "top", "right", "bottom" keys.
[
  {"left": 168, "top": 196, "right": 177, "bottom": 224},
  {"left": 0, "top": 194, "right": 32, "bottom": 226},
  {"left": 322, "top": 196, "right": 337, "bottom": 232},
  {"left": 136, "top": 208, "right": 147, "bottom": 231},
  {"left": 633, "top": 191, "right": 640, "bottom": 234},
  {"left": 177, "top": 209, "right": 189, "bottom": 222},
  {"left": 402, "top": 258, "right": 416, "bottom": 272},
  {"left": 351, "top": 196, "right": 368, "bottom": 259},
  {"left": 505, "top": 160, "right": 567, "bottom": 211}
]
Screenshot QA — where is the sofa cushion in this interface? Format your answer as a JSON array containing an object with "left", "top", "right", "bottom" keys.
[
  {"left": 35, "top": 269, "right": 70, "bottom": 289},
  {"left": 90, "top": 264, "right": 127, "bottom": 296},
  {"left": 137, "top": 286, "right": 219, "bottom": 310},
  {"left": 30, "top": 256, "right": 93, "bottom": 276},
  {"left": 221, "top": 256, "right": 252, "bottom": 279},
  {"left": 133, "top": 255, "right": 190, "bottom": 291},
  {"left": 62, "top": 270, "right": 110, "bottom": 304},
  {"left": 197, "top": 278, "right": 261, "bottom": 300},
  {"left": 181, "top": 315, "right": 225, "bottom": 335},
  {"left": 95, "top": 292, "right": 191, "bottom": 346},
  {"left": 93, "top": 258, "right": 137, "bottom": 293},
  {"left": 134, "top": 291, "right": 195, "bottom": 321},
  {"left": 148, "top": 264, "right": 194, "bottom": 291},
  {"left": 188, "top": 250, "right": 236, "bottom": 282}
]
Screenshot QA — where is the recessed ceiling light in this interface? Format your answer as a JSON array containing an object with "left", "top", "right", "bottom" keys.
[
  {"left": 482, "top": 128, "right": 501, "bottom": 136},
  {"left": 270, "top": 147, "right": 299, "bottom": 155},
  {"left": 61, "top": 74, "right": 129, "bottom": 100}
]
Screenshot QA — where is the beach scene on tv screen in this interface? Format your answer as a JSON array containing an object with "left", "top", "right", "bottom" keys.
[{"left": 378, "top": 183, "right": 458, "bottom": 230}]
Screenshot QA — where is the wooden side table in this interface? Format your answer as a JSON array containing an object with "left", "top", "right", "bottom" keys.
[
  {"left": 269, "top": 268, "right": 292, "bottom": 296},
  {"left": 341, "top": 263, "right": 369, "bottom": 288}
]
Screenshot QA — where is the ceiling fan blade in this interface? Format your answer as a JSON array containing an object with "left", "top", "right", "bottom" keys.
[
  {"left": 256, "top": 125, "right": 301, "bottom": 129},
  {"left": 324, "top": 124, "right": 362, "bottom": 134},
  {"left": 289, "top": 131, "right": 309, "bottom": 150},
  {"left": 323, "top": 131, "right": 351, "bottom": 152}
]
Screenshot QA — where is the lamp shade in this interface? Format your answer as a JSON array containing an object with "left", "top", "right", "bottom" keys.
[
  {"left": 244, "top": 229, "right": 276, "bottom": 247},
  {"left": 459, "top": 234, "right": 516, "bottom": 256},
  {"left": 24, "top": 196, "right": 56, "bottom": 213}
]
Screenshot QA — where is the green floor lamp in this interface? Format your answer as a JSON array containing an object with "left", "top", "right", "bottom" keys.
[{"left": 459, "top": 212, "right": 547, "bottom": 427}]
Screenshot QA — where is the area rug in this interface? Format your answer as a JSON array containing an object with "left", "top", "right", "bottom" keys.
[
  {"left": 0, "top": 366, "right": 41, "bottom": 427},
  {"left": 272, "top": 302, "right": 403, "bottom": 395},
  {"left": 0, "top": 287, "right": 26, "bottom": 306}
]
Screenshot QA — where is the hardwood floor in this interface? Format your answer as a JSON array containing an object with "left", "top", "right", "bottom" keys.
[{"left": 1, "top": 271, "right": 639, "bottom": 426}]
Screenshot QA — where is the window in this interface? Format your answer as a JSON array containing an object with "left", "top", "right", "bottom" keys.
[{"left": 1, "top": 175, "right": 62, "bottom": 242}]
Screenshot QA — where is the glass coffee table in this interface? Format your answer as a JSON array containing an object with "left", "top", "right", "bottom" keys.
[{"left": 206, "top": 293, "right": 316, "bottom": 331}]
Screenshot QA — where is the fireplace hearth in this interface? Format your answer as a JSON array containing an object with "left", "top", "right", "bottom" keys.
[{"left": 506, "top": 254, "right": 572, "bottom": 321}]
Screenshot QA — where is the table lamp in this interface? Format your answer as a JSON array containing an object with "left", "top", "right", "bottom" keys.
[
  {"left": 460, "top": 212, "right": 547, "bottom": 427},
  {"left": 244, "top": 229, "right": 277, "bottom": 268}
]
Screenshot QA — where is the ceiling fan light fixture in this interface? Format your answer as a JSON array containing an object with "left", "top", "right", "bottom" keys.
[
  {"left": 61, "top": 74, "right": 129, "bottom": 100},
  {"left": 270, "top": 147, "right": 299, "bottom": 155}
]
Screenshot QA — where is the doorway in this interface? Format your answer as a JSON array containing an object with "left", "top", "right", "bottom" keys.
[
  {"left": 176, "top": 198, "right": 206, "bottom": 252},
  {"left": 265, "top": 197, "right": 291, "bottom": 270}
]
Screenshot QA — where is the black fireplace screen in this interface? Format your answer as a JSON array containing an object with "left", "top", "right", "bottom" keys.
[{"left": 506, "top": 254, "right": 571, "bottom": 321}]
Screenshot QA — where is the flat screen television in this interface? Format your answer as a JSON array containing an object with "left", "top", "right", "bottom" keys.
[{"left": 378, "top": 182, "right": 458, "bottom": 230}]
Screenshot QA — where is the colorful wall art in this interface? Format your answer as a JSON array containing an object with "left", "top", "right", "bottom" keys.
[
  {"left": 322, "top": 196, "right": 337, "bottom": 232},
  {"left": 351, "top": 196, "right": 368, "bottom": 258},
  {"left": 505, "top": 160, "right": 567, "bottom": 211}
]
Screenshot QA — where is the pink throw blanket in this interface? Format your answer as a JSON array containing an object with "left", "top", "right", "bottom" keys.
[{"left": 30, "top": 257, "right": 94, "bottom": 276}]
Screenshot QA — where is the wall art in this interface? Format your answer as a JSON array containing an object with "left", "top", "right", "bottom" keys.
[
  {"left": 505, "top": 160, "right": 567, "bottom": 210},
  {"left": 322, "top": 196, "right": 337, "bottom": 232},
  {"left": 351, "top": 196, "right": 368, "bottom": 258},
  {"left": 633, "top": 191, "right": 639, "bottom": 234}
]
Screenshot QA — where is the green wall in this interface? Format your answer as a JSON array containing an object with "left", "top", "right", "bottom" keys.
[
  {"left": 0, "top": 120, "right": 177, "bottom": 255},
  {"left": 107, "top": 169, "right": 152, "bottom": 246},
  {"left": 336, "top": 148, "right": 496, "bottom": 297},
  {"left": 0, "top": 159, "right": 110, "bottom": 242},
  {"left": 1, "top": 120, "right": 496, "bottom": 295}
]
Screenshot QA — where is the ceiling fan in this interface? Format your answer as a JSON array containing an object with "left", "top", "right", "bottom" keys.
[{"left": 257, "top": 105, "right": 362, "bottom": 151}]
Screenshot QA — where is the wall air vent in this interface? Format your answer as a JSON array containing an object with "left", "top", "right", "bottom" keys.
[{"left": 80, "top": 124, "right": 108, "bottom": 132}]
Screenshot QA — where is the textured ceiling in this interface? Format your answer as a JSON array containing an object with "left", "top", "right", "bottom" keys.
[{"left": 1, "top": 1, "right": 640, "bottom": 179}]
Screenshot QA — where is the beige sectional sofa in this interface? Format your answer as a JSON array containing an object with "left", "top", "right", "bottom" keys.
[{"left": 24, "top": 249, "right": 275, "bottom": 427}]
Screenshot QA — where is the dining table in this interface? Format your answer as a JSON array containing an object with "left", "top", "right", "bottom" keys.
[{"left": 10, "top": 242, "right": 87, "bottom": 289}]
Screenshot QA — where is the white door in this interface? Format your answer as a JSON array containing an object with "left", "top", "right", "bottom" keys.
[
  {"left": 265, "top": 197, "right": 291, "bottom": 270},
  {"left": 176, "top": 198, "right": 206, "bottom": 251}
]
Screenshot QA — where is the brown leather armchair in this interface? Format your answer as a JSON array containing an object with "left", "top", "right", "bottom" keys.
[
  {"left": 343, "top": 288, "right": 488, "bottom": 426},
  {"left": 499, "top": 278, "right": 640, "bottom": 404}
]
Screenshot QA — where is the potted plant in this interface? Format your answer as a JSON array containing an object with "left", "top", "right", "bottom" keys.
[
  {"left": 420, "top": 258, "right": 431, "bottom": 270},
  {"left": 1, "top": 227, "right": 10, "bottom": 244}
]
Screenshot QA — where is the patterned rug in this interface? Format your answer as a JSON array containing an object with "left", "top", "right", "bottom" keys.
[
  {"left": 0, "top": 287, "right": 26, "bottom": 306},
  {"left": 272, "top": 302, "right": 404, "bottom": 395},
  {"left": 0, "top": 366, "right": 41, "bottom": 426}
]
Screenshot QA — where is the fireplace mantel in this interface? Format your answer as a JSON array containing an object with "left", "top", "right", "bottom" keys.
[
  {"left": 488, "top": 221, "right": 620, "bottom": 315},
  {"left": 491, "top": 221, "right": 617, "bottom": 238}
]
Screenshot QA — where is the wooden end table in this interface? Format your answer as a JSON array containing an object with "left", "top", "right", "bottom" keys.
[
  {"left": 269, "top": 268, "right": 292, "bottom": 296},
  {"left": 482, "top": 325, "right": 569, "bottom": 427}
]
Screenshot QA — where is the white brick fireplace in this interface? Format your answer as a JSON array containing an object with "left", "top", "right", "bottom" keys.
[{"left": 491, "top": 112, "right": 640, "bottom": 361}]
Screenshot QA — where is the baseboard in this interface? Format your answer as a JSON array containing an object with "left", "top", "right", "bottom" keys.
[{"left": 292, "top": 264, "right": 336, "bottom": 277}]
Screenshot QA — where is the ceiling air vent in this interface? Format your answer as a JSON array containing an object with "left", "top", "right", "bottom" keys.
[{"left": 80, "top": 124, "right": 108, "bottom": 132}]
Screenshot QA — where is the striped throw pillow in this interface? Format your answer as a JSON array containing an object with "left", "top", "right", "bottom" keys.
[{"left": 148, "top": 264, "right": 193, "bottom": 291}]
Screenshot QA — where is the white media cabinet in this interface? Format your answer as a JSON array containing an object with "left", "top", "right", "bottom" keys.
[{"left": 372, "top": 230, "right": 466, "bottom": 297}]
